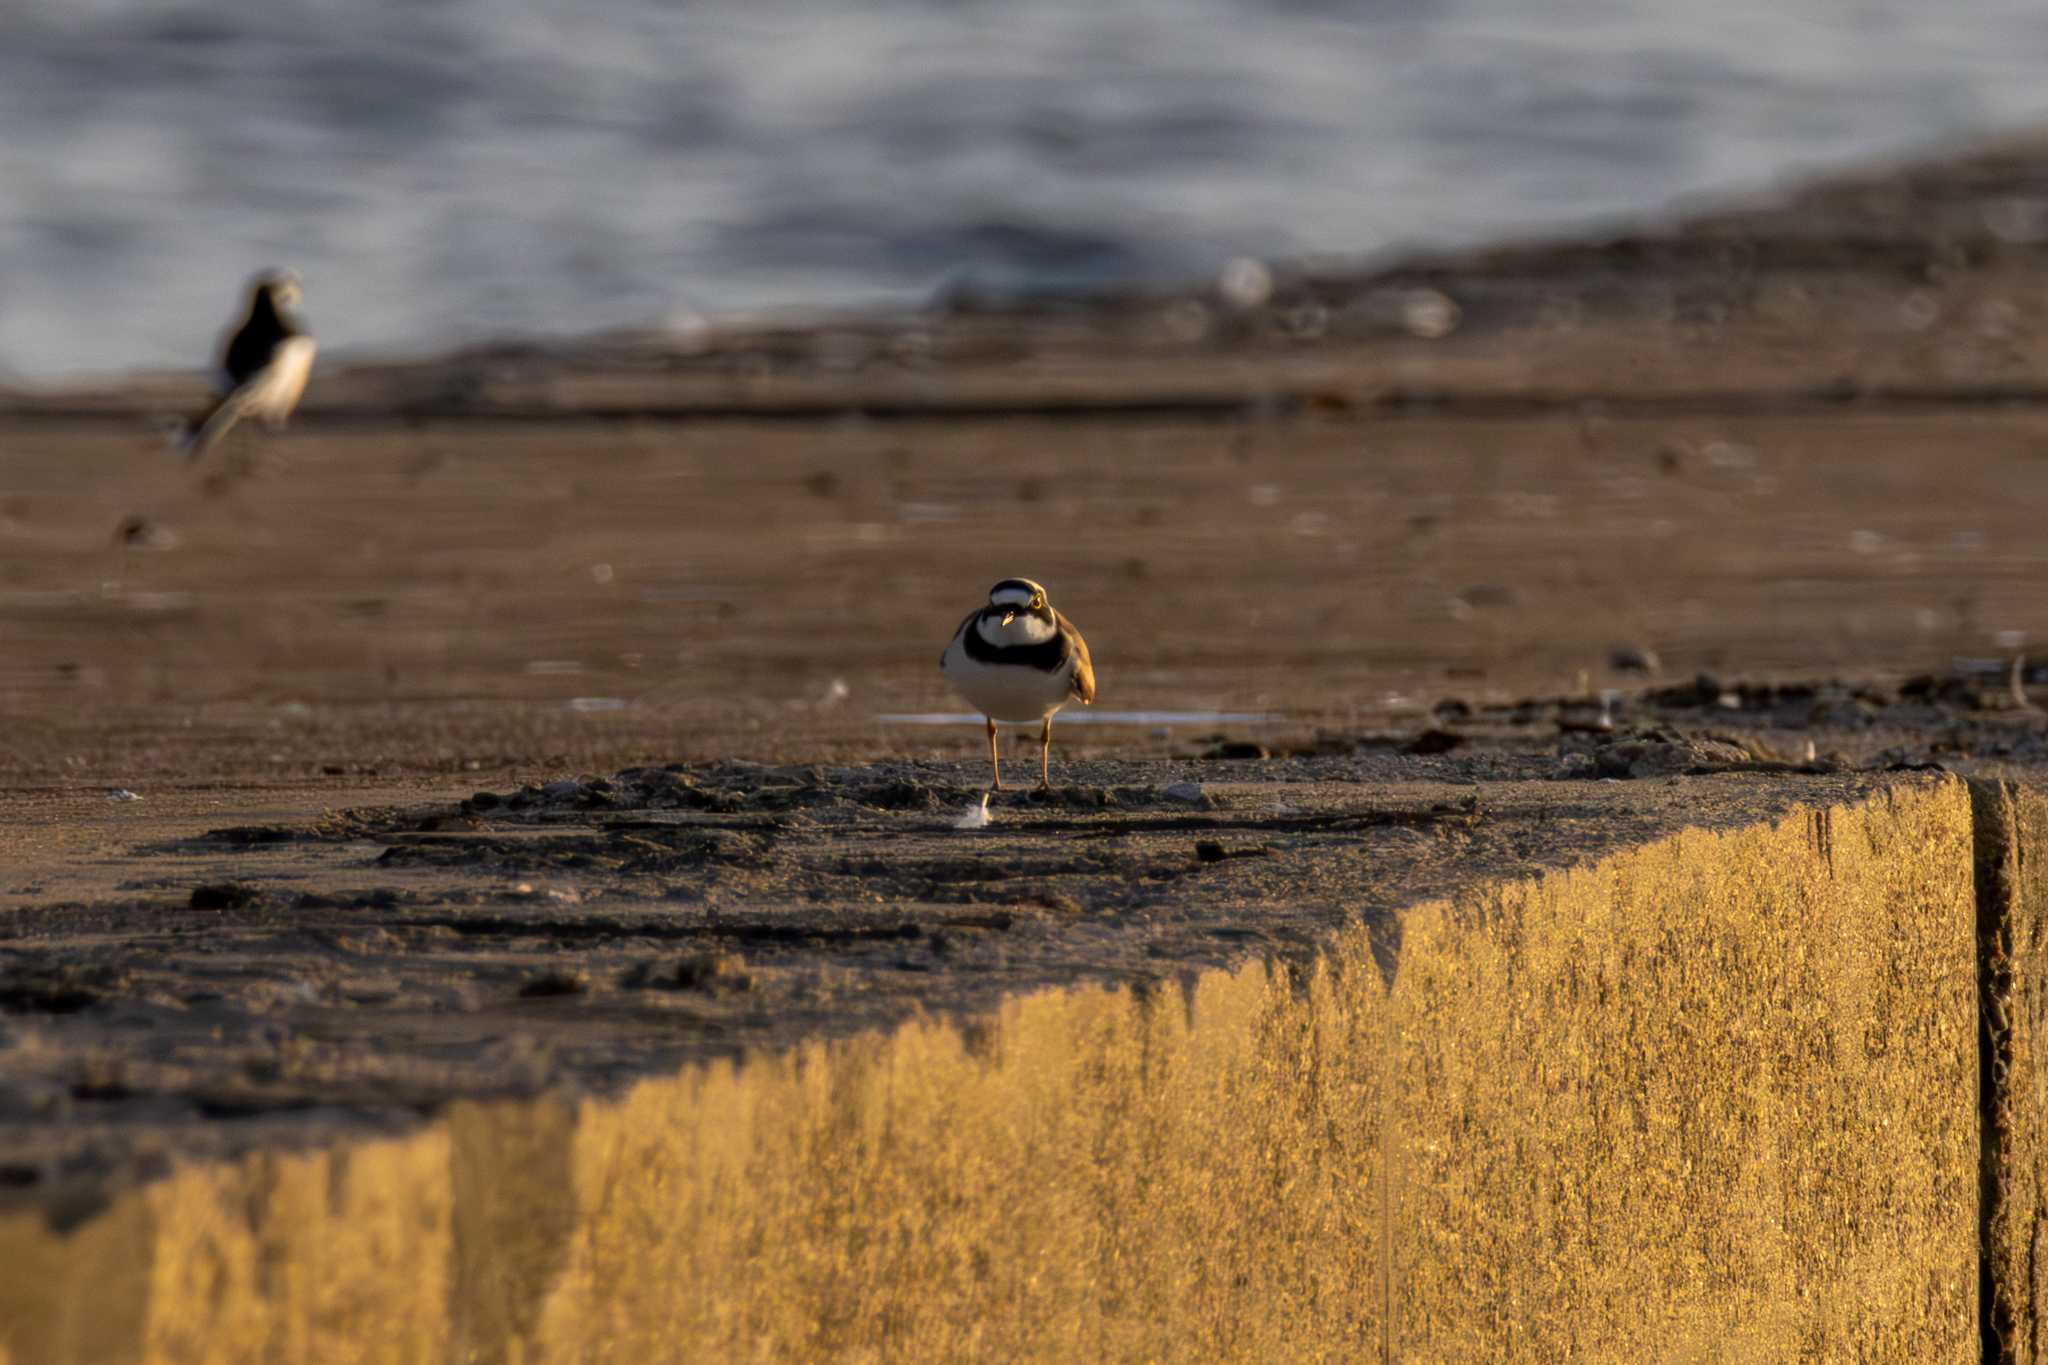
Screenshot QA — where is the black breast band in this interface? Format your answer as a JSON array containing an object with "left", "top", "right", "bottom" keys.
[
  {"left": 961, "top": 610, "right": 1068, "bottom": 672},
  {"left": 223, "top": 291, "right": 296, "bottom": 386}
]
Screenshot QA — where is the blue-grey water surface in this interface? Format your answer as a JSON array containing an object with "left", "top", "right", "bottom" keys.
[{"left": 5, "top": 1, "right": 2048, "bottom": 378}]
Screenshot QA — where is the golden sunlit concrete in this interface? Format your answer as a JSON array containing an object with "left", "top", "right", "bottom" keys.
[{"left": 0, "top": 781, "right": 1982, "bottom": 1362}]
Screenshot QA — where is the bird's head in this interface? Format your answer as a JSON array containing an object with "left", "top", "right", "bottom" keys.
[
  {"left": 253, "top": 268, "right": 305, "bottom": 317},
  {"left": 988, "top": 577, "right": 1049, "bottom": 627}
]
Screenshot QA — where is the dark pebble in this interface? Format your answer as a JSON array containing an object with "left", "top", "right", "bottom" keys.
[
  {"left": 190, "top": 883, "right": 259, "bottom": 911},
  {"left": 519, "top": 971, "right": 587, "bottom": 998},
  {"left": 1201, "top": 740, "right": 1270, "bottom": 760},
  {"left": 1407, "top": 729, "right": 1467, "bottom": 755}
]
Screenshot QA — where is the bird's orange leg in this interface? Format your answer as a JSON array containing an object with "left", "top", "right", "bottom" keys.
[
  {"left": 1038, "top": 715, "right": 1053, "bottom": 791},
  {"left": 987, "top": 716, "right": 1004, "bottom": 791}
]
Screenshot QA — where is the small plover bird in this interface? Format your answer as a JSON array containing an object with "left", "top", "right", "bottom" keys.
[
  {"left": 173, "top": 269, "right": 317, "bottom": 459},
  {"left": 941, "top": 577, "right": 1096, "bottom": 790}
]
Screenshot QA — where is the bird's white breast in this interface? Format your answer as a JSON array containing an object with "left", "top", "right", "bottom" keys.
[
  {"left": 942, "top": 623, "right": 1077, "bottom": 723},
  {"left": 245, "top": 336, "right": 317, "bottom": 423}
]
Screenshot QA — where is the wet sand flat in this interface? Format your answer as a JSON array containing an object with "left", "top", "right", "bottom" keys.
[{"left": 3, "top": 404, "right": 2047, "bottom": 800}]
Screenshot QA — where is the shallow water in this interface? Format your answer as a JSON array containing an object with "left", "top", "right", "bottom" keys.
[{"left": 6, "top": 2, "right": 2048, "bottom": 378}]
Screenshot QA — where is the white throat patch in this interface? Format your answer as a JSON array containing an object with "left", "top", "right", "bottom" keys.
[{"left": 977, "top": 610, "right": 1056, "bottom": 647}]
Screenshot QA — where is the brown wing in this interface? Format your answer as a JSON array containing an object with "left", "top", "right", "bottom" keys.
[{"left": 1058, "top": 612, "right": 1096, "bottom": 704}]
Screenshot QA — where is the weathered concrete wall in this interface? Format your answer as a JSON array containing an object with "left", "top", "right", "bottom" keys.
[
  {"left": 1973, "top": 779, "right": 2048, "bottom": 1364},
  {"left": 0, "top": 781, "right": 1981, "bottom": 1362},
  {"left": 1389, "top": 789, "right": 1978, "bottom": 1359}
]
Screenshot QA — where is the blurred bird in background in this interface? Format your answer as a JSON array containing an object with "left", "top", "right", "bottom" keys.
[{"left": 173, "top": 269, "right": 317, "bottom": 460}]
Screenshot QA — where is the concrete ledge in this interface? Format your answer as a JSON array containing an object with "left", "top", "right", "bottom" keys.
[
  {"left": 1390, "top": 784, "right": 1977, "bottom": 1358},
  {"left": 0, "top": 779, "right": 1982, "bottom": 1361}
]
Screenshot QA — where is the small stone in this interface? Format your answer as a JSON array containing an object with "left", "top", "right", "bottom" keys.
[
  {"left": 191, "top": 883, "right": 259, "bottom": 911},
  {"left": 1163, "top": 782, "right": 1210, "bottom": 806},
  {"left": 866, "top": 779, "right": 937, "bottom": 811},
  {"left": 518, "top": 970, "right": 587, "bottom": 998},
  {"left": 1400, "top": 288, "right": 1461, "bottom": 339},
  {"left": 1217, "top": 257, "right": 1274, "bottom": 310},
  {"left": 1457, "top": 584, "right": 1516, "bottom": 609},
  {"left": 1607, "top": 645, "right": 1662, "bottom": 674},
  {"left": 1407, "top": 729, "right": 1466, "bottom": 755},
  {"left": 1201, "top": 740, "right": 1269, "bottom": 760},
  {"left": 624, "top": 952, "right": 752, "bottom": 994},
  {"left": 114, "top": 516, "right": 179, "bottom": 551}
]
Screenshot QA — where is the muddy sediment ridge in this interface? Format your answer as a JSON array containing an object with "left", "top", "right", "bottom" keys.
[{"left": 5, "top": 662, "right": 2042, "bottom": 1222}]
